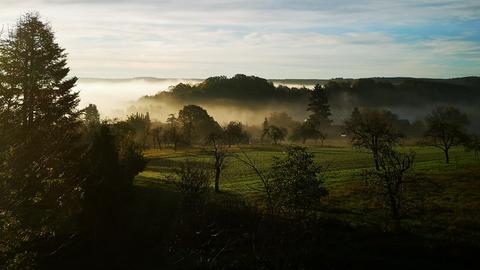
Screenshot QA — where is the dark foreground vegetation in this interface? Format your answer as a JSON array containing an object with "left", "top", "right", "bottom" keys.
[{"left": 1, "top": 13, "right": 479, "bottom": 270}]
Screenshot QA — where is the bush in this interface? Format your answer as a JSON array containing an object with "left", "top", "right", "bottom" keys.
[
  {"left": 176, "top": 161, "right": 211, "bottom": 210},
  {"left": 270, "top": 146, "right": 328, "bottom": 219}
]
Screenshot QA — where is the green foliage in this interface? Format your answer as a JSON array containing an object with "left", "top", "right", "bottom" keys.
[
  {"left": 307, "top": 84, "right": 332, "bottom": 128},
  {"left": 269, "top": 146, "right": 328, "bottom": 218},
  {"left": 344, "top": 108, "right": 404, "bottom": 170},
  {"left": 223, "top": 121, "right": 250, "bottom": 146},
  {"left": 178, "top": 105, "right": 221, "bottom": 145},
  {"left": 126, "top": 112, "right": 151, "bottom": 147},
  {"left": 261, "top": 118, "right": 288, "bottom": 144},
  {"left": 80, "top": 122, "right": 146, "bottom": 241},
  {"left": 290, "top": 119, "right": 324, "bottom": 144},
  {"left": 0, "top": 13, "right": 83, "bottom": 267},
  {"left": 164, "top": 113, "right": 181, "bottom": 150},
  {"left": 83, "top": 104, "right": 100, "bottom": 125},
  {"left": 176, "top": 160, "right": 211, "bottom": 210}
]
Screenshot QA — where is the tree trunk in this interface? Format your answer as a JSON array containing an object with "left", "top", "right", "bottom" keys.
[
  {"left": 215, "top": 166, "right": 221, "bottom": 192},
  {"left": 373, "top": 152, "right": 380, "bottom": 170},
  {"left": 444, "top": 148, "right": 450, "bottom": 164}
]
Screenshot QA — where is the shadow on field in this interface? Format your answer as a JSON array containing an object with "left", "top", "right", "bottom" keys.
[{"left": 43, "top": 179, "right": 478, "bottom": 270}]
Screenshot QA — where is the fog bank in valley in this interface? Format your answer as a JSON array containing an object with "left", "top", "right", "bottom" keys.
[{"left": 75, "top": 78, "right": 202, "bottom": 118}]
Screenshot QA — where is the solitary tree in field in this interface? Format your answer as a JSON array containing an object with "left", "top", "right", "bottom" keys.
[
  {"left": 262, "top": 118, "right": 288, "bottom": 144},
  {"left": 270, "top": 146, "right": 328, "bottom": 218},
  {"left": 421, "top": 106, "right": 469, "bottom": 164},
  {"left": 177, "top": 105, "right": 221, "bottom": 145},
  {"left": 0, "top": 13, "right": 83, "bottom": 266},
  {"left": 208, "top": 133, "right": 231, "bottom": 192},
  {"left": 344, "top": 108, "right": 403, "bottom": 170}
]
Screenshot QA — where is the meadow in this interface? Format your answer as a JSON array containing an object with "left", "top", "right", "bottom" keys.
[{"left": 135, "top": 140, "right": 480, "bottom": 246}]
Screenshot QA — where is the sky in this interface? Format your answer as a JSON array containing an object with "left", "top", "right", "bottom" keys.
[{"left": 1, "top": 0, "right": 479, "bottom": 79}]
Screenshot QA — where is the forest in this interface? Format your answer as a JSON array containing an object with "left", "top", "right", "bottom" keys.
[{"left": 1, "top": 13, "right": 480, "bottom": 270}]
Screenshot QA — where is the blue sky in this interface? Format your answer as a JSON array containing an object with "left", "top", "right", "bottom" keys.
[{"left": 1, "top": 0, "right": 479, "bottom": 78}]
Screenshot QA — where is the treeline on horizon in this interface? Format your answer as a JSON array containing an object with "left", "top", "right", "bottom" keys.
[{"left": 138, "top": 74, "right": 480, "bottom": 131}]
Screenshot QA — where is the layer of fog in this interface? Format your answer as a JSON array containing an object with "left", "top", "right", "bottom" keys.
[
  {"left": 75, "top": 78, "right": 316, "bottom": 120},
  {"left": 75, "top": 78, "right": 202, "bottom": 118},
  {"left": 74, "top": 78, "right": 479, "bottom": 132}
]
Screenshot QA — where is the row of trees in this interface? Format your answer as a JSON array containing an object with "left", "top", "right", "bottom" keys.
[{"left": 344, "top": 106, "right": 474, "bottom": 165}]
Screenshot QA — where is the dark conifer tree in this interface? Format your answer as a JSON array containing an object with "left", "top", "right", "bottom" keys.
[
  {"left": 307, "top": 84, "right": 332, "bottom": 128},
  {"left": 0, "top": 13, "right": 82, "bottom": 266}
]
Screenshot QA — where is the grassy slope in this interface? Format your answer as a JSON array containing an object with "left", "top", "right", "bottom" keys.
[{"left": 135, "top": 141, "right": 480, "bottom": 244}]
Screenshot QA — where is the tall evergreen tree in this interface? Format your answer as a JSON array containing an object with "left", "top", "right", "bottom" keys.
[
  {"left": 307, "top": 84, "right": 332, "bottom": 128},
  {"left": 0, "top": 13, "right": 82, "bottom": 266}
]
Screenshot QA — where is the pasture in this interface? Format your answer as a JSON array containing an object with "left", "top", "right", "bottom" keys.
[{"left": 135, "top": 141, "right": 480, "bottom": 244}]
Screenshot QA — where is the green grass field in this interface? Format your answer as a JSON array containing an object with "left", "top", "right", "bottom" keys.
[{"left": 135, "top": 141, "right": 480, "bottom": 244}]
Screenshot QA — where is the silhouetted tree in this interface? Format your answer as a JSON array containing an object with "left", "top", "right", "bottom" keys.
[
  {"left": 344, "top": 108, "right": 404, "bottom": 170},
  {"left": 421, "top": 106, "right": 469, "bottom": 163},
  {"left": 126, "top": 112, "right": 151, "bottom": 148},
  {"left": 208, "top": 133, "right": 231, "bottom": 192},
  {"left": 261, "top": 117, "right": 270, "bottom": 142},
  {"left": 363, "top": 149, "right": 415, "bottom": 222},
  {"left": 177, "top": 105, "right": 221, "bottom": 145},
  {"left": 290, "top": 119, "right": 323, "bottom": 144},
  {"left": 307, "top": 84, "right": 332, "bottom": 129},
  {"left": 83, "top": 104, "right": 100, "bottom": 125},
  {"left": 267, "top": 125, "right": 288, "bottom": 144},
  {"left": 165, "top": 114, "right": 181, "bottom": 150},
  {"left": 80, "top": 122, "right": 146, "bottom": 242},
  {"left": 223, "top": 121, "right": 250, "bottom": 146},
  {"left": 267, "top": 111, "right": 297, "bottom": 133},
  {"left": 0, "top": 13, "right": 83, "bottom": 267}
]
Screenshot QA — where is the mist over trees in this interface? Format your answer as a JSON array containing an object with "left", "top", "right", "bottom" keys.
[{"left": 138, "top": 75, "right": 480, "bottom": 133}]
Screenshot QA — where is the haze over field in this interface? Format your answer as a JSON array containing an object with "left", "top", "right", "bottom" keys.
[{"left": 76, "top": 78, "right": 202, "bottom": 116}]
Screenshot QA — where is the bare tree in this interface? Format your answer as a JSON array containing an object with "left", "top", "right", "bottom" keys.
[
  {"left": 234, "top": 149, "right": 274, "bottom": 215},
  {"left": 364, "top": 149, "right": 415, "bottom": 221},
  {"left": 208, "top": 134, "right": 231, "bottom": 193}
]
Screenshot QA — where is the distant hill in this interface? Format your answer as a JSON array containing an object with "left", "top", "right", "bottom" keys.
[{"left": 132, "top": 74, "right": 479, "bottom": 131}]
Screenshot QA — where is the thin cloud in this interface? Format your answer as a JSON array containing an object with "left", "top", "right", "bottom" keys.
[{"left": 1, "top": 0, "right": 479, "bottom": 78}]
